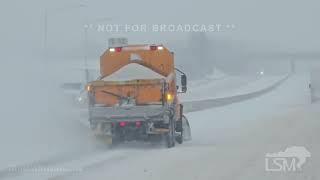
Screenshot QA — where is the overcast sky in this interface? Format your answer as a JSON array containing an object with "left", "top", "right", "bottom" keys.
[{"left": 0, "top": 0, "right": 319, "bottom": 58}]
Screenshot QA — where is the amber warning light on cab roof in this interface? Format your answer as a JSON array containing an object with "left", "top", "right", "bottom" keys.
[{"left": 109, "top": 45, "right": 164, "bottom": 53}]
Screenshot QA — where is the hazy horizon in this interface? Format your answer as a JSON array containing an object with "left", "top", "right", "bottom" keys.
[{"left": 1, "top": 0, "right": 319, "bottom": 59}]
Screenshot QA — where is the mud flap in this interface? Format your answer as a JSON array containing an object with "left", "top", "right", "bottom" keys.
[
  {"left": 182, "top": 115, "right": 192, "bottom": 141},
  {"left": 92, "top": 123, "right": 115, "bottom": 145},
  {"left": 94, "top": 134, "right": 113, "bottom": 144},
  {"left": 105, "top": 135, "right": 113, "bottom": 145}
]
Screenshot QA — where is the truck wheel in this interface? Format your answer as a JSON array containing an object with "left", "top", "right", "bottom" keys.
[
  {"left": 110, "top": 136, "right": 119, "bottom": 146},
  {"left": 166, "top": 118, "right": 175, "bottom": 148},
  {"left": 175, "top": 120, "right": 183, "bottom": 144},
  {"left": 109, "top": 129, "right": 122, "bottom": 147},
  {"left": 176, "top": 133, "right": 183, "bottom": 144}
]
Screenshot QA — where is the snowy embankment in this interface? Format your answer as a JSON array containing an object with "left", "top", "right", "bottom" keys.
[
  {"left": 182, "top": 74, "right": 288, "bottom": 102},
  {"left": 182, "top": 74, "right": 289, "bottom": 112}
]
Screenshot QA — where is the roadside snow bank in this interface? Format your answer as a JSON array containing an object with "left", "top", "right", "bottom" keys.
[{"left": 182, "top": 75, "right": 287, "bottom": 102}]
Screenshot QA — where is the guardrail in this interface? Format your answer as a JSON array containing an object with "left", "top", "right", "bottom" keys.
[{"left": 184, "top": 75, "right": 290, "bottom": 113}]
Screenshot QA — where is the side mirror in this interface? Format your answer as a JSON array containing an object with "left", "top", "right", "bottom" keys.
[{"left": 181, "top": 74, "right": 187, "bottom": 93}]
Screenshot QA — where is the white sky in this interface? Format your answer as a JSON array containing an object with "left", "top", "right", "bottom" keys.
[{"left": 0, "top": 0, "right": 319, "bottom": 57}]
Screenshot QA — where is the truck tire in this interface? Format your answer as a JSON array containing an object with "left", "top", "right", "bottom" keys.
[
  {"left": 175, "top": 120, "right": 183, "bottom": 144},
  {"left": 110, "top": 136, "right": 119, "bottom": 147},
  {"left": 166, "top": 117, "right": 176, "bottom": 148},
  {"left": 176, "top": 132, "right": 183, "bottom": 144}
]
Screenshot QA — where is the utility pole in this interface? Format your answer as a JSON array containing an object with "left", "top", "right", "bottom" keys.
[
  {"left": 43, "top": 8, "right": 48, "bottom": 57},
  {"left": 84, "top": 24, "right": 89, "bottom": 83}
]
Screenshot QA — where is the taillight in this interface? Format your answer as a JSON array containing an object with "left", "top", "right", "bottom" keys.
[
  {"left": 109, "top": 47, "right": 122, "bottom": 52},
  {"left": 150, "top": 45, "right": 157, "bottom": 51},
  {"left": 157, "top": 46, "right": 164, "bottom": 50},
  {"left": 150, "top": 45, "right": 164, "bottom": 51},
  {"left": 86, "top": 84, "right": 92, "bottom": 92},
  {"left": 115, "top": 47, "right": 122, "bottom": 52},
  {"left": 135, "top": 121, "right": 142, "bottom": 128},
  {"left": 119, "top": 122, "right": 127, "bottom": 127}
]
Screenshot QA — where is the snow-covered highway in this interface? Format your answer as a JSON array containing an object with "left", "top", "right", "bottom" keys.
[
  {"left": 0, "top": 61, "right": 318, "bottom": 180},
  {"left": 61, "top": 74, "right": 317, "bottom": 180}
]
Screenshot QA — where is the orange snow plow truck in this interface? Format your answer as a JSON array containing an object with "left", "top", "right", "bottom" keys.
[{"left": 86, "top": 43, "right": 191, "bottom": 148}]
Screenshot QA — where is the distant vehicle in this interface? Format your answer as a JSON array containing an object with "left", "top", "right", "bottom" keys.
[
  {"left": 309, "top": 69, "right": 320, "bottom": 103},
  {"left": 86, "top": 43, "right": 191, "bottom": 148},
  {"left": 60, "top": 68, "right": 99, "bottom": 107}
]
